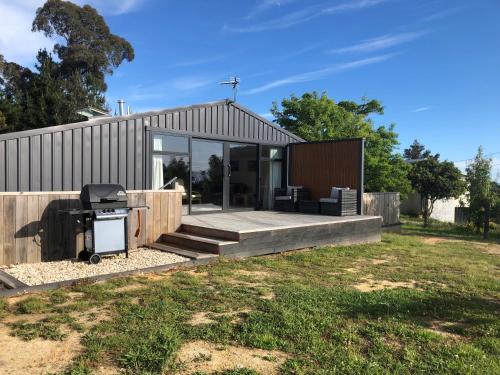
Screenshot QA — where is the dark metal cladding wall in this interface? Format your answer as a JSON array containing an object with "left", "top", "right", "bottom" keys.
[
  {"left": 0, "top": 101, "right": 301, "bottom": 192},
  {"left": 144, "top": 102, "right": 300, "bottom": 145},
  {"left": 0, "top": 119, "right": 145, "bottom": 192}
]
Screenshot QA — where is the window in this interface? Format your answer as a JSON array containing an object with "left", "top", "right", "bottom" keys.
[
  {"left": 152, "top": 133, "right": 190, "bottom": 214},
  {"left": 261, "top": 145, "right": 283, "bottom": 160},
  {"left": 260, "top": 146, "right": 284, "bottom": 210},
  {"left": 153, "top": 134, "right": 188, "bottom": 153}
]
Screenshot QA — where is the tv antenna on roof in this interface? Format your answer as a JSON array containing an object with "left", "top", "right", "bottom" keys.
[{"left": 220, "top": 76, "right": 240, "bottom": 102}]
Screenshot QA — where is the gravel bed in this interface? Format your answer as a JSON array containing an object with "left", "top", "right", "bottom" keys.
[{"left": 2, "top": 248, "right": 189, "bottom": 286}]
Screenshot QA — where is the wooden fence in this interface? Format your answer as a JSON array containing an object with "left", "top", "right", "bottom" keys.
[
  {"left": 0, "top": 190, "right": 182, "bottom": 266},
  {"left": 363, "top": 192, "right": 400, "bottom": 226}
]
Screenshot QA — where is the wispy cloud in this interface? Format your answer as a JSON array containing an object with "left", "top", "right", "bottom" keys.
[
  {"left": 245, "top": 0, "right": 301, "bottom": 19},
  {"left": 259, "top": 112, "right": 274, "bottom": 119},
  {"left": 243, "top": 54, "right": 395, "bottom": 95},
  {"left": 422, "top": 6, "right": 464, "bottom": 23},
  {"left": 226, "top": 0, "right": 388, "bottom": 33},
  {"left": 171, "top": 76, "right": 214, "bottom": 91},
  {"left": 329, "top": 31, "right": 428, "bottom": 54},
  {"left": 169, "top": 55, "right": 226, "bottom": 68},
  {"left": 74, "top": 0, "right": 148, "bottom": 15},
  {"left": 411, "top": 106, "right": 432, "bottom": 113},
  {"left": 124, "top": 75, "right": 214, "bottom": 103}
]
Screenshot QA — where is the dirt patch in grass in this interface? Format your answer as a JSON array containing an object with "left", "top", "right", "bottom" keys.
[
  {"left": 186, "top": 269, "right": 209, "bottom": 277},
  {"left": 136, "top": 271, "right": 172, "bottom": 281},
  {"left": 472, "top": 242, "right": 500, "bottom": 256},
  {"left": 421, "top": 237, "right": 500, "bottom": 256},
  {"left": 426, "top": 320, "right": 464, "bottom": 340},
  {"left": 188, "top": 309, "right": 252, "bottom": 326},
  {"left": 93, "top": 365, "right": 123, "bottom": 374},
  {"left": 0, "top": 324, "right": 83, "bottom": 374},
  {"left": 353, "top": 276, "right": 421, "bottom": 292},
  {"left": 112, "top": 283, "right": 146, "bottom": 293},
  {"left": 74, "top": 306, "right": 112, "bottom": 329},
  {"left": 4, "top": 294, "right": 36, "bottom": 307},
  {"left": 236, "top": 269, "right": 273, "bottom": 278},
  {"left": 66, "top": 292, "right": 85, "bottom": 299},
  {"left": 189, "top": 312, "right": 217, "bottom": 326},
  {"left": 176, "top": 340, "right": 289, "bottom": 374},
  {"left": 259, "top": 290, "right": 276, "bottom": 300},
  {"left": 344, "top": 267, "right": 360, "bottom": 273},
  {"left": 422, "top": 237, "right": 448, "bottom": 245}
]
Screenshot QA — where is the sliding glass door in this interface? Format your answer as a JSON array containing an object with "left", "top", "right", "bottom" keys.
[
  {"left": 151, "top": 132, "right": 276, "bottom": 214},
  {"left": 191, "top": 140, "right": 224, "bottom": 213},
  {"left": 260, "top": 146, "right": 284, "bottom": 210},
  {"left": 228, "top": 143, "right": 258, "bottom": 210}
]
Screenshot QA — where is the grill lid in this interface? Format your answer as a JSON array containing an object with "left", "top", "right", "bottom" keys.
[{"left": 80, "top": 184, "right": 127, "bottom": 209}]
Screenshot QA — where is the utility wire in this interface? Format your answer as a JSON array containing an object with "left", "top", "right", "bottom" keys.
[{"left": 453, "top": 151, "right": 500, "bottom": 164}]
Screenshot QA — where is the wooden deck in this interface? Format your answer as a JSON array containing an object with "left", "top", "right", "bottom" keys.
[{"left": 149, "top": 211, "right": 382, "bottom": 258}]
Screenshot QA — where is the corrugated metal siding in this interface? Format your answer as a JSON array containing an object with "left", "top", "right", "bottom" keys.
[
  {"left": 144, "top": 102, "right": 301, "bottom": 145},
  {"left": 0, "top": 121, "right": 144, "bottom": 192},
  {"left": 0, "top": 101, "right": 302, "bottom": 192}
]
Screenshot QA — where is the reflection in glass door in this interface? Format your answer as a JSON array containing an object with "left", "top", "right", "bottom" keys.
[
  {"left": 229, "top": 143, "right": 258, "bottom": 209},
  {"left": 191, "top": 140, "right": 224, "bottom": 213}
]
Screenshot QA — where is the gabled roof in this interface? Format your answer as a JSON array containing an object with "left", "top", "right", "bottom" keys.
[{"left": 0, "top": 99, "right": 304, "bottom": 144}]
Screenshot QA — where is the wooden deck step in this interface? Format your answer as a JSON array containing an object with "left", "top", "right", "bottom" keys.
[
  {"left": 162, "top": 232, "right": 239, "bottom": 254},
  {"left": 181, "top": 223, "right": 240, "bottom": 241},
  {"left": 147, "top": 242, "right": 218, "bottom": 260}
]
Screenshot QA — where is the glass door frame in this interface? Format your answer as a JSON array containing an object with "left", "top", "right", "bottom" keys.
[
  {"left": 148, "top": 129, "right": 287, "bottom": 215},
  {"left": 191, "top": 138, "right": 225, "bottom": 214},
  {"left": 225, "top": 142, "right": 260, "bottom": 212}
]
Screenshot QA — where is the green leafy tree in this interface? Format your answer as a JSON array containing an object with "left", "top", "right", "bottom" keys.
[
  {"left": 491, "top": 181, "right": 500, "bottom": 224},
  {"left": 408, "top": 149, "right": 465, "bottom": 227},
  {"left": 403, "top": 139, "right": 433, "bottom": 160},
  {"left": 465, "top": 147, "right": 494, "bottom": 238},
  {"left": 0, "top": 0, "right": 134, "bottom": 132},
  {"left": 271, "top": 92, "right": 411, "bottom": 196},
  {"left": 32, "top": 0, "right": 134, "bottom": 112},
  {"left": 0, "top": 110, "right": 6, "bottom": 132}
]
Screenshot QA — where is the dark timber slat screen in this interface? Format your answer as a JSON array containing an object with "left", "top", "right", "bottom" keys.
[{"left": 289, "top": 139, "right": 364, "bottom": 214}]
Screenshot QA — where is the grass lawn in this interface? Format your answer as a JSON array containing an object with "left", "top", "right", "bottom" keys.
[{"left": 0, "top": 219, "right": 499, "bottom": 374}]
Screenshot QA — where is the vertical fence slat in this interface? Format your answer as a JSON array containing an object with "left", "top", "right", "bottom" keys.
[
  {"left": 0, "top": 196, "right": 4, "bottom": 264},
  {"left": 3, "top": 196, "right": 16, "bottom": 265},
  {"left": 363, "top": 192, "right": 400, "bottom": 226}
]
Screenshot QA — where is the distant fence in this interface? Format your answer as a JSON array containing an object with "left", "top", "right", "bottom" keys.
[
  {"left": 363, "top": 192, "right": 400, "bottom": 226},
  {"left": 0, "top": 190, "right": 182, "bottom": 266},
  {"left": 454, "top": 207, "right": 470, "bottom": 225}
]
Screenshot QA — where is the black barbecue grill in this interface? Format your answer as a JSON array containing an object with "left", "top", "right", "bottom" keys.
[{"left": 61, "top": 184, "right": 148, "bottom": 264}]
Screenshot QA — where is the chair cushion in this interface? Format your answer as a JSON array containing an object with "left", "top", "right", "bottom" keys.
[
  {"left": 330, "top": 187, "right": 350, "bottom": 199},
  {"left": 320, "top": 198, "right": 339, "bottom": 203},
  {"left": 275, "top": 195, "right": 292, "bottom": 201}
]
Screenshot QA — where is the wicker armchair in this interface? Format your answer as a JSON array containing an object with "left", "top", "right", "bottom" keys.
[
  {"left": 320, "top": 188, "right": 357, "bottom": 216},
  {"left": 274, "top": 186, "right": 310, "bottom": 212}
]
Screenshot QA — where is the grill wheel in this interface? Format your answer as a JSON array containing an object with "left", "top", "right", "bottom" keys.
[{"left": 89, "top": 254, "right": 102, "bottom": 265}]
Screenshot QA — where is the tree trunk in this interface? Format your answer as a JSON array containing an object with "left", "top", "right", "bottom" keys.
[
  {"left": 483, "top": 207, "right": 489, "bottom": 239},
  {"left": 422, "top": 197, "right": 434, "bottom": 227}
]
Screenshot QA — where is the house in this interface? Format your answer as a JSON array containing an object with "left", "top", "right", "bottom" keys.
[
  {"left": 400, "top": 192, "right": 465, "bottom": 223},
  {"left": 0, "top": 100, "right": 380, "bottom": 267},
  {"left": 0, "top": 99, "right": 366, "bottom": 215}
]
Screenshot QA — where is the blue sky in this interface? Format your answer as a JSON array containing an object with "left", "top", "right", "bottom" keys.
[{"left": 1, "top": 0, "right": 499, "bottom": 179}]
